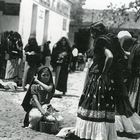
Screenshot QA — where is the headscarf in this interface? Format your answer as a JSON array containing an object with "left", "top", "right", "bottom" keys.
[
  {"left": 117, "top": 31, "right": 132, "bottom": 39},
  {"left": 37, "top": 66, "right": 54, "bottom": 85},
  {"left": 21, "top": 66, "right": 55, "bottom": 112},
  {"left": 117, "top": 31, "right": 133, "bottom": 51},
  {"left": 90, "top": 22, "right": 107, "bottom": 37},
  {"left": 56, "top": 36, "right": 71, "bottom": 49},
  {"left": 51, "top": 37, "right": 72, "bottom": 68},
  {"left": 28, "top": 37, "right": 38, "bottom": 47}
]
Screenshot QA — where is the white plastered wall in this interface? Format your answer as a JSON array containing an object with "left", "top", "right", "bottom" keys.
[{"left": 19, "top": 0, "right": 71, "bottom": 49}]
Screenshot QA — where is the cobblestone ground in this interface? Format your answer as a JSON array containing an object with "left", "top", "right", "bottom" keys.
[{"left": 0, "top": 68, "right": 140, "bottom": 140}]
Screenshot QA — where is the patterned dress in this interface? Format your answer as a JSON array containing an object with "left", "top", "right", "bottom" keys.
[{"left": 75, "top": 34, "right": 118, "bottom": 140}]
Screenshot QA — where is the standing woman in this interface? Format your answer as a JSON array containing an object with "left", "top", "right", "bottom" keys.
[
  {"left": 71, "top": 44, "right": 78, "bottom": 72},
  {"left": 73, "top": 22, "right": 118, "bottom": 140},
  {"left": 41, "top": 40, "right": 51, "bottom": 67},
  {"left": 0, "top": 31, "right": 9, "bottom": 79},
  {"left": 22, "top": 35, "right": 41, "bottom": 90},
  {"left": 5, "top": 31, "right": 23, "bottom": 83},
  {"left": 51, "top": 37, "right": 71, "bottom": 95},
  {"left": 128, "top": 37, "right": 140, "bottom": 115},
  {"left": 114, "top": 31, "right": 140, "bottom": 137}
]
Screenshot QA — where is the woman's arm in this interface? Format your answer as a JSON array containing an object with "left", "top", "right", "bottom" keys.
[
  {"left": 32, "top": 94, "right": 49, "bottom": 115},
  {"left": 122, "top": 47, "right": 130, "bottom": 56},
  {"left": 100, "top": 47, "right": 113, "bottom": 86},
  {"left": 25, "top": 51, "right": 35, "bottom": 55},
  {"left": 34, "top": 77, "right": 53, "bottom": 92},
  {"left": 124, "top": 51, "right": 130, "bottom": 56},
  {"left": 128, "top": 51, "right": 134, "bottom": 72},
  {"left": 30, "top": 51, "right": 36, "bottom": 55},
  {"left": 102, "top": 47, "right": 113, "bottom": 74}
]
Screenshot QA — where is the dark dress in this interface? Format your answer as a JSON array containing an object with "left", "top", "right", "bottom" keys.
[
  {"left": 129, "top": 42, "right": 140, "bottom": 114},
  {"left": 114, "top": 38, "right": 140, "bottom": 139},
  {"left": 24, "top": 44, "right": 41, "bottom": 67},
  {"left": 51, "top": 44, "right": 71, "bottom": 93},
  {"left": 0, "top": 43, "right": 6, "bottom": 79},
  {"left": 75, "top": 34, "right": 118, "bottom": 140},
  {"left": 22, "top": 80, "right": 55, "bottom": 127},
  {"left": 23, "top": 44, "right": 41, "bottom": 85},
  {"left": 41, "top": 43, "right": 51, "bottom": 66},
  {"left": 5, "top": 35, "right": 23, "bottom": 84}
]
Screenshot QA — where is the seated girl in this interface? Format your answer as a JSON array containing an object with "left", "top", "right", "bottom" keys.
[{"left": 22, "top": 66, "right": 56, "bottom": 130}]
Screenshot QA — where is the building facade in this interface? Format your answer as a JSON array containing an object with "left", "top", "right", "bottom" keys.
[{"left": 0, "top": 0, "right": 72, "bottom": 48}]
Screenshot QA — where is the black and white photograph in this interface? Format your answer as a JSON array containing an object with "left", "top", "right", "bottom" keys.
[{"left": 0, "top": 0, "right": 140, "bottom": 139}]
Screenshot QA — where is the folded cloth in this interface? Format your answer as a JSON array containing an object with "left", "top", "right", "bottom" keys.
[
  {"left": 56, "top": 127, "right": 75, "bottom": 138},
  {"left": 0, "top": 79, "right": 17, "bottom": 91}
]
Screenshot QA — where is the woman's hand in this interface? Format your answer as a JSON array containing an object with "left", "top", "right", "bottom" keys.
[
  {"left": 18, "top": 58, "right": 21, "bottom": 65},
  {"left": 87, "top": 58, "right": 93, "bottom": 68},
  {"left": 97, "top": 75, "right": 101, "bottom": 83},
  {"left": 30, "top": 51, "right": 36, "bottom": 55},
  {"left": 43, "top": 111, "right": 50, "bottom": 116},
  {"left": 12, "top": 50, "right": 18, "bottom": 54},
  {"left": 62, "top": 52, "right": 67, "bottom": 56},
  {"left": 25, "top": 51, "right": 36, "bottom": 55},
  {"left": 34, "top": 76, "right": 38, "bottom": 82},
  {"left": 25, "top": 52, "right": 30, "bottom": 55},
  {"left": 59, "top": 52, "right": 67, "bottom": 58}
]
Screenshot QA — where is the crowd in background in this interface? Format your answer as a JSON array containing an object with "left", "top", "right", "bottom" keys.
[
  {"left": 1, "top": 22, "right": 140, "bottom": 140},
  {"left": 0, "top": 31, "right": 23, "bottom": 81},
  {"left": 64, "top": 22, "right": 140, "bottom": 140},
  {"left": 0, "top": 31, "right": 86, "bottom": 92}
]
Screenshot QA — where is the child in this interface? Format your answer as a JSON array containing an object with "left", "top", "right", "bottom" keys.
[{"left": 22, "top": 66, "right": 55, "bottom": 130}]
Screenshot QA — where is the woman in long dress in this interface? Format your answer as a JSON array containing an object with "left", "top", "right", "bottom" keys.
[
  {"left": 22, "top": 35, "right": 42, "bottom": 90},
  {"left": 40, "top": 40, "right": 51, "bottom": 67},
  {"left": 115, "top": 31, "right": 140, "bottom": 138},
  {"left": 73, "top": 22, "right": 120, "bottom": 140},
  {"left": 126, "top": 35, "right": 140, "bottom": 115},
  {"left": 5, "top": 31, "right": 23, "bottom": 84},
  {"left": 51, "top": 37, "right": 72, "bottom": 95}
]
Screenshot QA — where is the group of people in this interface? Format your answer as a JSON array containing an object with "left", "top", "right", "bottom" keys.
[
  {"left": 2, "top": 22, "right": 140, "bottom": 139},
  {"left": 21, "top": 21, "right": 140, "bottom": 140},
  {"left": 68, "top": 22, "right": 140, "bottom": 140},
  {"left": 0, "top": 31, "right": 76, "bottom": 95},
  {"left": 0, "top": 32, "right": 53, "bottom": 90},
  {"left": 0, "top": 31, "right": 23, "bottom": 84},
  {"left": 21, "top": 37, "right": 73, "bottom": 129}
]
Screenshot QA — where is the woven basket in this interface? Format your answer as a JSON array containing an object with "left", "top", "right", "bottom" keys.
[{"left": 39, "top": 120, "right": 59, "bottom": 134}]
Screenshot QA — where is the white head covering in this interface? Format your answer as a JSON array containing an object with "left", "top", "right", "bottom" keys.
[{"left": 117, "top": 31, "right": 132, "bottom": 39}]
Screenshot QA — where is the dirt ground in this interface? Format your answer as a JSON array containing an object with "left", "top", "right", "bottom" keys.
[
  {"left": 1, "top": 68, "right": 140, "bottom": 140},
  {"left": 0, "top": 70, "right": 86, "bottom": 140}
]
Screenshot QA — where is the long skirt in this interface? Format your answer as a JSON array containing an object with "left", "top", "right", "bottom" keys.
[
  {"left": 22, "top": 62, "right": 37, "bottom": 88},
  {"left": 44, "top": 56, "right": 51, "bottom": 67},
  {"left": 74, "top": 70, "right": 117, "bottom": 140},
  {"left": 55, "top": 64, "right": 68, "bottom": 93},
  {"left": 5, "top": 58, "right": 20, "bottom": 82},
  {"left": 129, "top": 77, "right": 140, "bottom": 115},
  {"left": 0, "top": 58, "right": 6, "bottom": 79},
  {"left": 115, "top": 83, "right": 140, "bottom": 139}
]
